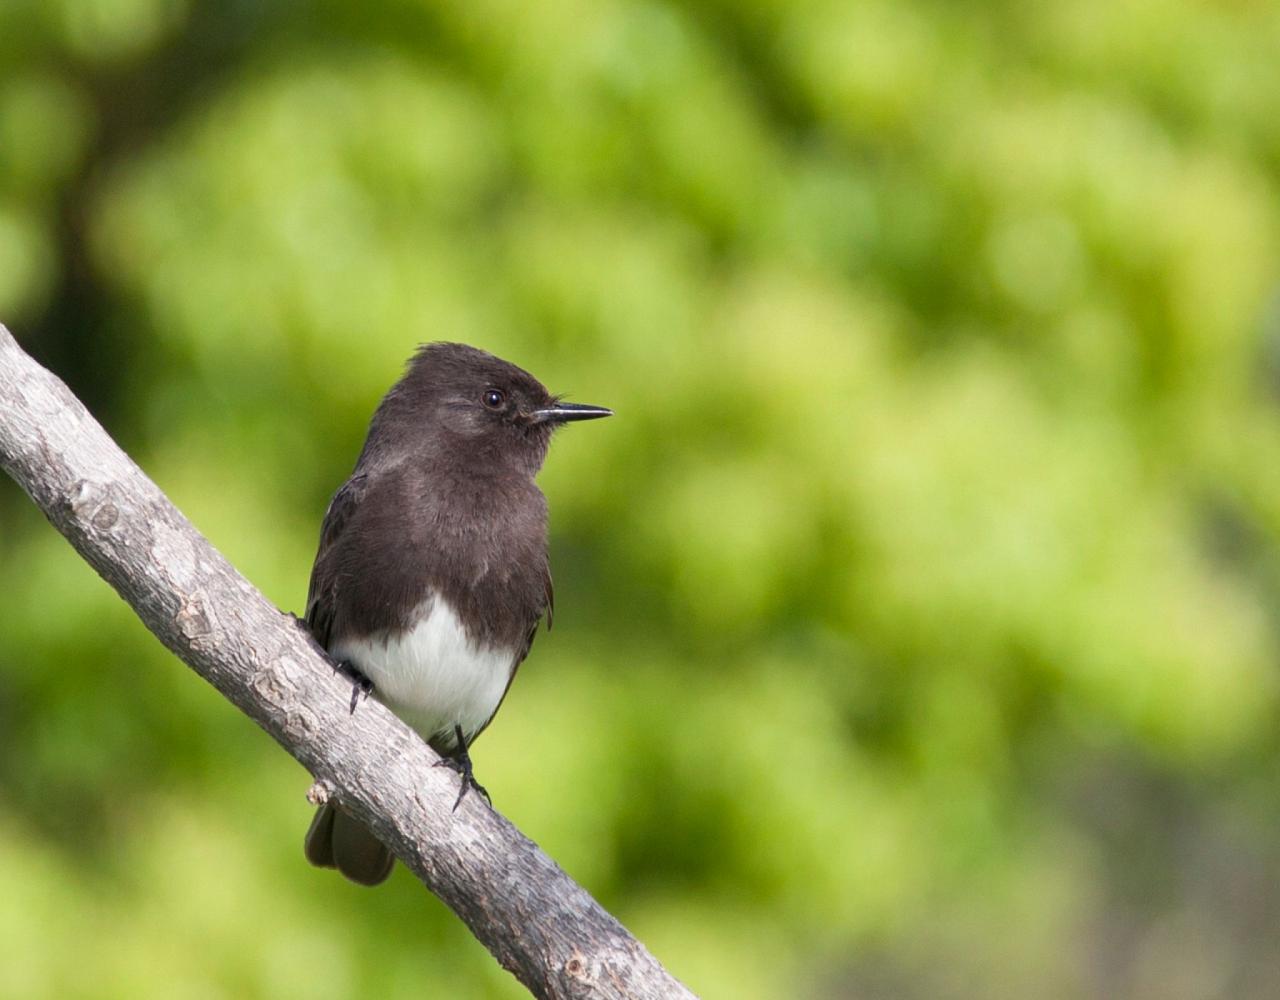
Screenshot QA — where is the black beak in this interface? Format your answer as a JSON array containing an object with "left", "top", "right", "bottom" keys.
[{"left": 530, "top": 402, "right": 613, "bottom": 424}]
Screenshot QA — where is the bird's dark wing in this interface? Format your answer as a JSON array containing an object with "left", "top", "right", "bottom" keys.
[
  {"left": 542, "top": 567, "right": 554, "bottom": 633},
  {"left": 470, "top": 565, "right": 553, "bottom": 744},
  {"left": 517, "top": 565, "right": 553, "bottom": 668},
  {"left": 304, "top": 473, "right": 368, "bottom": 649},
  {"left": 514, "top": 565, "right": 553, "bottom": 665}
]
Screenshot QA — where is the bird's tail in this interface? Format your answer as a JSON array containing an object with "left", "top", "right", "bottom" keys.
[{"left": 304, "top": 802, "right": 395, "bottom": 886}]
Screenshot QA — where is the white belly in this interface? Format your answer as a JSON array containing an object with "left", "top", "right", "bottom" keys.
[{"left": 331, "top": 596, "right": 516, "bottom": 747}]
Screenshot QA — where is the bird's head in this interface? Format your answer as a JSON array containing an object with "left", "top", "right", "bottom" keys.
[{"left": 375, "top": 342, "right": 611, "bottom": 475}]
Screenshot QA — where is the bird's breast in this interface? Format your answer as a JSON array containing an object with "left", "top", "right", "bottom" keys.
[{"left": 331, "top": 595, "right": 516, "bottom": 748}]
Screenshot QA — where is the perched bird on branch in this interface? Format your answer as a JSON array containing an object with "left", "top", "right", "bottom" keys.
[{"left": 303, "top": 342, "right": 611, "bottom": 885}]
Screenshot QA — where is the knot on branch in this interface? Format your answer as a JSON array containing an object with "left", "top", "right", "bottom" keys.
[
  {"left": 306, "top": 780, "right": 335, "bottom": 806},
  {"left": 69, "top": 478, "right": 119, "bottom": 531}
]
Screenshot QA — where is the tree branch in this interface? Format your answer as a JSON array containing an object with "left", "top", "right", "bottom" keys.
[{"left": 0, "top": 324, "right": 696, "bottom": 1000}]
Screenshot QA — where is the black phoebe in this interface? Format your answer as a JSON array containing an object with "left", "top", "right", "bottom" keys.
[{"left": 302, "top": 342, "right": 611, "bottom": 885}]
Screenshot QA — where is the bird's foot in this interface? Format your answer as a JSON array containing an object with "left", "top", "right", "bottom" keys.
[
  {"left": 335, "top": 659, "right": 374, "bottom": 714},
  {"left": 434, "top": 724, "right": 490, "bottom": 811}
]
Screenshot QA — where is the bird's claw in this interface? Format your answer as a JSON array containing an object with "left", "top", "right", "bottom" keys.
[
  {"left": 334, "top": 659, "right": 374, "bottom": 714},
  {"left": 348, "top": 674, "right": 373, "bottom": 714},
  {"left": 435, "top": 724, "right": 490, "bottom": 811}
]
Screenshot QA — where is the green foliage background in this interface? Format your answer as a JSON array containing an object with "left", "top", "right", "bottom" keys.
[{"left": 3, "top": 2, "right": 1280, "bottom": 997}]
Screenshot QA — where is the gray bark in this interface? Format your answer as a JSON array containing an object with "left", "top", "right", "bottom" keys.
[{"left": 0, "top": 324, "right": 696, "bottom": 1000}]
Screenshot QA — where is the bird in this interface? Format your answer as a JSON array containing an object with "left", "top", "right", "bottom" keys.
[{"left": 301, "top": 342, "right": 611, "bottom": 885}]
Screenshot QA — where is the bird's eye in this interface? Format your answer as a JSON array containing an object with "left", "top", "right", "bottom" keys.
[{"left": 482, "top": 389, "right": 506, "bottom": 409}]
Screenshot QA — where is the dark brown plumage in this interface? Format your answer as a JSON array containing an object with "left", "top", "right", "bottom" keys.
[{"left": 302, "top": 342, "right": 610, "bottom": 885}]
